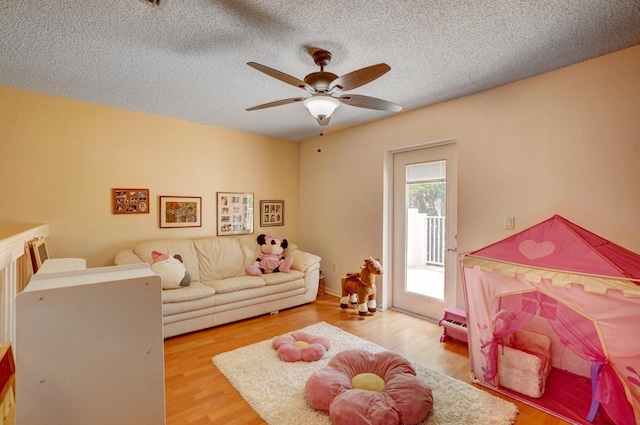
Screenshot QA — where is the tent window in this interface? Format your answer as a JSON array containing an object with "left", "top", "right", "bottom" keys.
[{"left": 523, "top": 292, "right": 557, "bottom": 319}]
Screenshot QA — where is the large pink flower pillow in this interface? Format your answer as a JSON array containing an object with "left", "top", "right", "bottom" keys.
[
  {"left": 304, "top": 349, "right": 433, "bottom": 425},
  {"left": 272, "top": 331, "right": 331, "bottom": 362}
]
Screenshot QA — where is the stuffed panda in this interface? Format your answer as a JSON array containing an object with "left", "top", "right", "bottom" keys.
[
  {"left": 245, "top": 234, "right": 294, "bottom": 276},
  {"left": 150, "top": 250, "right": 191, "bottom": 289}
]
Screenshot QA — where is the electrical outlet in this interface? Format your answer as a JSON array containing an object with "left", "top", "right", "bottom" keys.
[{"left": 505, "top": 216, "right": 515, "bottom": 230}]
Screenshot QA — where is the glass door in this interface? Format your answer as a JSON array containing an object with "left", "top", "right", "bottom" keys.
[{"left": 391, "top": 144, "right": 457, "bottom": 319}]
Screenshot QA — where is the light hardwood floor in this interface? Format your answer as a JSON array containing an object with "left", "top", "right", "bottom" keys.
[{"left": 164, "top": 294, "right": 570, "bottom": 425}]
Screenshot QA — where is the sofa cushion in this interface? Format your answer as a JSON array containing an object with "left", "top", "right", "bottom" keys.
[
  {"left": 134, "top": 239, "right": 200, "bottom": 282},
  {"left": 162, "top": 282, "right": 215, "bottom": 304},
  {"left": 261, "top": 270, "right": 305, "bottom": 285},
  {"left": 238, "top": 235, "right": 262, "bottom": 266},
  {"left": 194, "top": 237, "right": 246, "bottom": 281},
  {"left": 205, "top": 275, "right": 266, "bottom": 294},
  {"left": 286, "top": 248, "right": 321, "bottom": 273}
]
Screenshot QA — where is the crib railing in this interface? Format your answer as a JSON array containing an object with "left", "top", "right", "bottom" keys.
[{"left": 0, "top": 223, "right": 49, "bottom": 348}]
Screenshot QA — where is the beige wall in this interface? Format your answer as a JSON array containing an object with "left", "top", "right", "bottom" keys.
[
  {"left": 299, "top": 45, "right": 640, "bottom": 307},
  {"left": 0, "top": 88, "right": 301, "bottom": 267},
  {"left": 2, "top": 45, "right": 639, "bottom": 303}
]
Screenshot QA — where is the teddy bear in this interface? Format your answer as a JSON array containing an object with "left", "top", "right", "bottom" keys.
[
  {"left": 150, "top": 250, "right": 191, "bottom": 289},
  {"left": 245, "top": 234, "right": 294, "bottom": 276}
]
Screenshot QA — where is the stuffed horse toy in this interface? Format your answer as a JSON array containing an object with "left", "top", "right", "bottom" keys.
[{"left": 340, "top": 257, "right": 384, "bottom": 317}]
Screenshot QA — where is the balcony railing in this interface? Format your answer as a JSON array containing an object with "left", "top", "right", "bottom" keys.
[
  {"left": 407, "top": 210, "right": 445, "bottom": 267},
  {"left": 425, "top": 216, "right": 445, "bottom": 266}
]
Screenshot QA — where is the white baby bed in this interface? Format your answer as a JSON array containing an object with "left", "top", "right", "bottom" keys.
[{"left": 498, "top": 329, "right": 552, "bottom": 398}]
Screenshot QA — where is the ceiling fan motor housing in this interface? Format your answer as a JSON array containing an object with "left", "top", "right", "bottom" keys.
[{"left": 304, "top": 72, "right": 338, "bottom": 92}]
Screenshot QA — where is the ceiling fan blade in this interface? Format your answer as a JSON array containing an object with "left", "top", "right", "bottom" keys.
[
  {"left": 339, "top": 94, "right": 402, "bottom": 112},
  {"left": 247, "top": 62, "right": 314, "bottom": 92},
  {"left": 246, "top": 97, "right": 305, "bottom": 111},
  {"left": 316, "top": 115, "right": 332, "bottom": 127},
  {"left": 329, "top": 63, "right": 391, "bottom": 92}
]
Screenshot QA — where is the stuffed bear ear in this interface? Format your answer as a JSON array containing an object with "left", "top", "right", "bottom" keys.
[
  {"left": 281, "top": 239, "right": 288, "bottom": 249},
  {"left": 257, "top": 234, "right": 267, "bottom": 245}
]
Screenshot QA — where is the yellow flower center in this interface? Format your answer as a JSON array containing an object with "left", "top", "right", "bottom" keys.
[
  {"left": 352, "top": 372, "right": 386, "bottom": 392},
  {"left": 293, "top": 341, "right": 310, "bottom": 348}
]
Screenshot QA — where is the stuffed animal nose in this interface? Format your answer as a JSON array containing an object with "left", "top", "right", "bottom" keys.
[{"left": 271, "top": 240, "right": 276, "bottom": 245}]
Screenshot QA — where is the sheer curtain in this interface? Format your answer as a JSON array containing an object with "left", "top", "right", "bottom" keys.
[
  {"left": 482, "top": 298, "right": 537, "bottom": 381},
  {"left": 485, "top": 291, "right": 634, "bottom": 425},
  {"left": 534, "top": 292, "right": 635, "bottom": 425}
]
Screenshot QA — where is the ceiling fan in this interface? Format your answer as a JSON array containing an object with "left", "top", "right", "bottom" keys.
[{"left": 246, "top": 49, "right": 402, "bottom": 130}]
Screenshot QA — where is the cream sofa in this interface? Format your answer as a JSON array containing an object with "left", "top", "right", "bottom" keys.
[{"left": 114, "top": 235, "right": 321, "bottom": 338}]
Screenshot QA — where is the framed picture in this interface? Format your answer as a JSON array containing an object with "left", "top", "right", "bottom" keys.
[
  {"left": 217, "top": 192, "right": 254, "bottom": 235},
  {"left": 159, "top": 196, "right": 202, "bottom": 228},
  {"left": 27, "top": 237, "right": 49, "bottom": 273},
  {"left": 260, "top": 200, "right": 284, "bottom": 227},
  {"left": 112, "top": 188, "right": 149, "bottom": 214}
]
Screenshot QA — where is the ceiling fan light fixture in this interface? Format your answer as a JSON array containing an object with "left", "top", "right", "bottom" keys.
[{"left": 303, "top": 95, "right": 340, "bottom": 120}]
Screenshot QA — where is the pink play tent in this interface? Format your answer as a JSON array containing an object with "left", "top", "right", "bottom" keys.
[{"left": 461, "top": 215, "right": 640, "bottom": 425}]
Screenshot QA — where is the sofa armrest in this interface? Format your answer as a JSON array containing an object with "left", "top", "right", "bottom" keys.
[
  {"left": 285, "top": 248, "right": 321, "bottom": 273},
  {"left": 114, "top": 249, "right": 145, "bottom": 265}
]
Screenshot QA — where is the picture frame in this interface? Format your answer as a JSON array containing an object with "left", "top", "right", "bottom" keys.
[
  {"left": 112, "top": 188, "right": 150, "bottom": 214},
  {"left": 27, "top": 237, "right": 49, "bottom": 273},
  {"left": 159, "top": 196, "right": 202, "bottom": 228},
  {"left": 260, "top": 200, "right": 285, "bottom": 227},
  {"left": 217, "top": 192, "right": 254, "bottom": 235}
]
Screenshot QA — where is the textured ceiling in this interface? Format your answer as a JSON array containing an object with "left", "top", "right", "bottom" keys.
[{"left": 1, "top": 1, "right": 640, "bottom": 142}]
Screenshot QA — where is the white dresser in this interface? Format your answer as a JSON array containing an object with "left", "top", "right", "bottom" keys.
[{"left": 15, "top": 262, "right": 165, "bottom": 425}]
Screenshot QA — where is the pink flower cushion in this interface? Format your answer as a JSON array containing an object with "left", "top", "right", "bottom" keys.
[
  {"left": 272, "top": 331, "right": 331, "bottom": 362},
  {"left": 304, "top": 349, "right": 433, "bottom": 425}
]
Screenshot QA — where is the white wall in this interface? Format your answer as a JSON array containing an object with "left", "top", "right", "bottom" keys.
[{"left": 299, "top": 45, "right": 640, "bottom": 310}]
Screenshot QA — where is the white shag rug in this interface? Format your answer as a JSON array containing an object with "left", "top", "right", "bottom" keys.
[{"left": 212, "top": 322, "right": 518, "bottom": 425}]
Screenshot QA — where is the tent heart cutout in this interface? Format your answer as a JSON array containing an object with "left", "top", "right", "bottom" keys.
[{"left": 519, "top": 240, "right": 556, "bottom": 260}]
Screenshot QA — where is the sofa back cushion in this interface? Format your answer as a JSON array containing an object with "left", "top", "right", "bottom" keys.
[
  {"left": 133, "top": 239, "right": 200, "bottom": 282},
  {"left": 237, "top": 234, "right": 262, "bottom": 266},
  {"left": 194, "top": 237, "right": 246, "bottom": 281}
]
